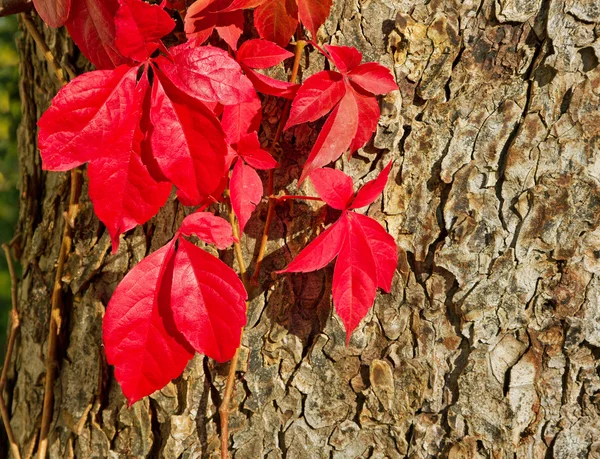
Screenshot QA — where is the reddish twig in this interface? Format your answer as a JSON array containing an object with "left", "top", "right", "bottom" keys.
[
  {"left": 0, "top": 244, "right": 19, "bottom": 391},
  {"left": 0, "top": 395, "right": 20, "bottom": 459},
  {"left": 0, "top": 244, "right": 21, "bottom": 459},
  {"left": 219, "top": 36, "right": 307, "bottom": 459},
  {"left": 0, "top": 0, "right": 32, "bottom": 17},
  {"left": 251, "top": 39, "right": 306, "bottom": 284},
  {"left": 21, "top": 15, "right": 83, "bottom": 458},
  {"left": 37, "top": 170, "right": 82, "bottom": 459},
  {"left": 219, "top": 201, "right": 249, "bottom": 459},
  {"left": 218, "top": 331, "right": 244, "bottom": 459}
]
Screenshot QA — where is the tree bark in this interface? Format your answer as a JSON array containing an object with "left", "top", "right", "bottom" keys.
[{"left": 3, "top": 0, "right": 600, "bottom": 457}]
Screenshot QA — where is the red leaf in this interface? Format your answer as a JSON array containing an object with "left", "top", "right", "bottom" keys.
[
  {"left": 88, "top": 139, "right": 172, "bottom": 252},
  {"left": 65, "top": 0, "right": 130, "bottom": 69},
  {"left": 38, "top": 65, "right": 134, "bottom": 171},
  {"left": 103, "top": 242, "right": 194, "bottom": 405},
  {"left": 33, "top": 0, "right": 71, "bottom": 28},
  {"left": 224, "top": 0, "right": 265, "bottom": 9},
  {"left": 165, "top": 0, "right": 186, "bottom": 9},
  {"left": 87, "top": 72, "right": 171, "bottom": 251},
  {"left": 115, "top": 0, "right": 175, "bottom": 62},
  {"left": 349, "top": 62, "right": 398, "bottom": 95},
  {"left": 225, "top": 145, "right": 239, "bottom": 169},
  {"left": 285, "top": 71, "right": 346, "bottom": 129},
  {"left": 299, "top": 88, "right": 359, "bottom": 183},
  {"left": 183, "top": 0, "right": 214, "bottom": 44},
  {"left": 278, "top": 210, "right": 395, "bottom": 340},
  {"left": 297, "top": 0, "right": 332, "bottom": 39},
  {"left": 332, "top": 213, "right": 377, "bottom": 342},
  {"left": 278, "top": 216, "right": 348, "bottom": 273},
  {"left": 243, "top": 67, "right": 299, "bottom": 99},
  {"left": 351, "top": 213, "right": 397, "bottom": 292},
  {"left": 185, "top": 0, "right": 244, "bottom": 50},
  {"left": 230, "top": 159, "right": 263, "bottom": 234},
  {"left": 215, "top": 11, "right": 245, "bottom": 50},
  {"left": 179, "top": 212, "right": 235, "bottom": 249},
  {"left": 254, "top": 0, "right": 298, "bottom": 47},
  {"left": 222, "top": 97, "right": 262, "bottom": 145},
  {"left": 236, "top": 39, "right": 293, "bottom": 69},
  {"left": 171, "top": 238, "right": 247, "bottom": 362},
  {"left": 250, "top": 0, "right": 331, "bottom": 45},
  {"left": 38, "top": 66, "right": 170, "bottom": 251},
  {"left": 348, "top": 83, "right": 380, "bottom": 153},
  {"left": 149, "top": 69, "right": 228, "bottom": 206},
  {"left": 155, "top": 44, "right": 255, "bottom": 105},
  {"left": 324, "top": 44, "right": 362, "bottom": 74},
  {"left": 350, "top": 161, "right": 392, "bottom": 209},
  {"left": 309, "top": 168, "right": 354, "bottom": 210},
  {"left": 236, "top": 132, "right": 278, "bottom": 170}
]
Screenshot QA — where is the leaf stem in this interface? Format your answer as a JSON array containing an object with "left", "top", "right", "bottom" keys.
[
  {"left": 251, "top": 39, "right": 306, "bottom": 284},
  {"left": 275, "top": 195, "right": 322, "bottom": 202}
]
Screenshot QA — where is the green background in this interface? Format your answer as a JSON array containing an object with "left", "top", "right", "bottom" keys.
[{"left": 0, "top": 16, "right": 20, "bottom": 364}]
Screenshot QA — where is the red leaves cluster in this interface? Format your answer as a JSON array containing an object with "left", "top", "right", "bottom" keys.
[
  {"left": 184, "top": 0, "right": 333, "bottom": 48},
  {"left": 279, "top": 164, "right": 397, "bottom": 341},
  {"left": 38, "top": 1, "right": 256, "bottom": 250},
  {"left": 103, "top": 212, "right": 246, "bottom": 404},
  {"left": 35, "top": 0, "right": 399, "bottom": 404},
  {"left": 286, "top": 45, "right": 398, "bottom": 182},
  {"left": 253, "top": 0, "right": 332, "bottom": 46}
]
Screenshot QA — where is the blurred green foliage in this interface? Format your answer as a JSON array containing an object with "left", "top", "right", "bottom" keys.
[{"left": 0, "top": 16, "right": 20, "bottom": 363}]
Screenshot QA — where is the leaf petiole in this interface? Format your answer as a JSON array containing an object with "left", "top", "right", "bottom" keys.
[{"left": 275, "top": 194, "right": 323, "bottom": 202}]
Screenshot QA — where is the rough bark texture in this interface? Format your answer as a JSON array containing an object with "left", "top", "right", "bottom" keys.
[{"left": 3, "top": 0, "right": 600, "bottom": 457}]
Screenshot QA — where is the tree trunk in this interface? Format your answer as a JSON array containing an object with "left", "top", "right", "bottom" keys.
[{"left": 4, "top": 0, "right": 600, "bottom": 457}]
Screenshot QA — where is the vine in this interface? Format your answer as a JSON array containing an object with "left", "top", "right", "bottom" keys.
[{"left": 6, "top": 0, "right": 399, "bottom": 456}]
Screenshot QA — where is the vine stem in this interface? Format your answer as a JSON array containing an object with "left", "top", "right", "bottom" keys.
[
  {"left": 1, "top": 244, "right": 21, "bottom": 459},
  {"left": 220, "top": 201, "right": 249, "bottom": 459},
  {"left": 21, "top": 14, "right": 83, "bottom": 459},
  {"left": 218, "top": 330, "right": 244, "bottom": 459},
  {"left": 0, "top": 245, "right": 19, "bottom": 391},
  {"left": 219, "top": 38, "right": 306, "bottom": 458},
  {"left": 21, "top": 14, "right": 76, "bottom": 83},
  {"left": 37, "top": 168, "right": 82, "bottom": 459},
  {"left": 250, "top": 39, "right": 306, "bottom": 284},
  {"left": 219, "top": 40, "right": 306, "bottom": 459},
  {"left": 0, "top": 396, "right": 20, "bottom": 459},
  {"left": 227, "top": 198, "right": 248, "bottom": 284}
]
